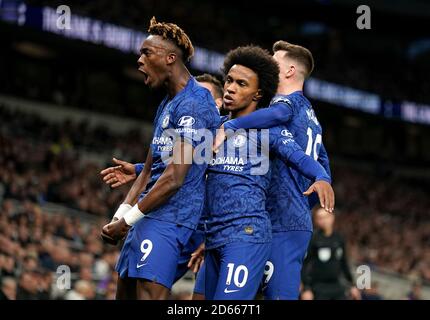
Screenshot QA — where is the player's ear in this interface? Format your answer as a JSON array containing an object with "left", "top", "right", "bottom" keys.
[
  {"left": 166, "top": 52, "right": 177, "bottom": 65},
  {"left": 286, "top": 65, "right": 295, "bottom": 78},
  {"left": 252, "top": 89, "right": 263, "bottom": 102}
]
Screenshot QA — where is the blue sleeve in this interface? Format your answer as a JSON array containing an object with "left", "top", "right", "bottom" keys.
[
  {"left": 288, "top": 151, "right": 331, "bottom": 183},
  {"left": 309, "top": 142, "right": 332, "bottom": 208},
  {"left": 134, "top": 163, "right": 144, "bottom": 176},
  {"left": 270, "top": 129, "right": 331, "bottom": 182},
  {"left": 224, "top": 102, "right": 293, "bottom": 131}
]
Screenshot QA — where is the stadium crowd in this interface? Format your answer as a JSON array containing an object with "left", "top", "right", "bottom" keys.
[
  {"left": 333, "top": 166, "right": 430, "bottom": 282},
  {"left": 0, "top": 106, "right": 148, "bottom": 216},
  {"left": 0, "top": 197, "right": 121, "bottom": 300}
]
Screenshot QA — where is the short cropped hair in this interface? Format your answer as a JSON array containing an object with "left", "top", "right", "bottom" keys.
[
  {"left": 195, "top": 73, "right": 223, "bottom": 99},
  {"left": 273, "top": 40, "right": 314, "bottom": 78},
  {"left": 222, "top": 45, "right": 279, "bottom": 108},
  {"left": 148, "top": 17, "right": 194, "bottom": 62}
]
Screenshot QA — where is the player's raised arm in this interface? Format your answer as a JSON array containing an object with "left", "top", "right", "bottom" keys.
[
  {"left": 269, "top": 128, "right": 335, "bottom": 212},
  {"left": 225, "top": 98, "right": 293, "bottom": 131},
  {"left": 213, "top": 101, "right": 293, "bottom": 152}
]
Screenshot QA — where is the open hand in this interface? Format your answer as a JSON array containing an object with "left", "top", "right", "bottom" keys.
[
  {"left": 100, "top": 158, "right": 136, "bottom": 188},
  {"left": 303, "top": 180, "right": 335, "bottom": 213}
]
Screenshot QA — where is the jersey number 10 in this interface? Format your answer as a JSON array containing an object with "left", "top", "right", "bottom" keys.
[{"left": 226, "top": 263, "right": 249, "bottom": 288}]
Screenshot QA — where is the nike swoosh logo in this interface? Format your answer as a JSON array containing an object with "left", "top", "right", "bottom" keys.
[
  {"left": 136, "top": 263, "right": 148, "bottom": 268},
  {"left": 224, "top": 288, "right": 240, "bottom": 294}
]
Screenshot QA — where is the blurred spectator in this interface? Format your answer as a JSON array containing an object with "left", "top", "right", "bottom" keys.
[
  {"left": 103, "top": 280, "right": 117, "bottom": 300},
  {"left": 64, "top": 280, "right": 96, "bottom": 300},
  {"left": 0, "top": 254, "right": 16, "bottom": 278},
  {"left": 22, "top": 255, "right": 39, "bottom": 272},
  {"left": 360, "top": 281, "right": 383, "bottom": 300},
  {"left": 78, "top": 267, "right": 93, "bottom": 282},
  {"left": 16, "top": 271, "right": 40, "bottom": 300},
  {"left": 0, "top": 277, "right": 17, "bottom": 300},
  {"left": 39, "top": 271, "right": 53, "bottom": 299},
  {"left": 407, "top": 281, "right": 423, "bottom": 300}
]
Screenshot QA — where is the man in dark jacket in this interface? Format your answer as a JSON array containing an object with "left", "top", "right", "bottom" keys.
[{"left": 301, "top": 207, "right": 361, "bottom": 300}]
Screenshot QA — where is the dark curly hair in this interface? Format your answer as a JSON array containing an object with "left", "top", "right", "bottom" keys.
[
  {"left": 148, "top": 17, "right": 194, "bottom": 62},
  {"left": 222, "top": 45, "right": 279, "bottom": 108}
]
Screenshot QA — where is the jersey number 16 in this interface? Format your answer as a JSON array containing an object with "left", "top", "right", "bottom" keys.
[{"left": 305, "top": 127, "right": 322, "bottom": 161}]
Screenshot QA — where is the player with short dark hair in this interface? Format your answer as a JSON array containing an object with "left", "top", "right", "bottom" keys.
[
  {"left": 195, "top": 74, "right": 224, "bottom": 110},
  {"left": 202, "top": 45, "right": 334, "bottom": 300},
  {"left": 101, "top": 17, "right": 220, "bottom": 300}
]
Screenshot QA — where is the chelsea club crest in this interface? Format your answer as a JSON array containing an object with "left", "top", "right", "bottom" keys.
[
  {"left": 233, "top": 134, "right": 247, "bottom": 148},
  {"left": 162, "top": 114, "right": 170, "bottom": 128}
]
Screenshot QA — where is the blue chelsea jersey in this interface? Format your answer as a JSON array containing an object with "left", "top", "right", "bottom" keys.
[
  {"left": 205, "top": 123, "right": 305, "bottom": 249},
  {"left": 142, "top": 77, "right": 220, "bottom": 230},
  {"left": 268, "top": 92, "right": 329, "bottom": 232},
  {"left": 222, "top": 91, "right": 331, "bottom": 233}
]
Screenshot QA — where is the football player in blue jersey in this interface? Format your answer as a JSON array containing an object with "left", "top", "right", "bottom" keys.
[
  {"left": 99, "top": 74, "right": 224, "bottom": 300},
  {"left": 201, "top": 45, "right": 334, "bottom": 300},
  {"left": 213, "top": 41, "right": 332, "bottom": 300},
  {"left": 100, "top": 17, "right": 220, "bottom": 300},
  {"left": 194, "top": 74, "right": 224, "bottom": 112}
]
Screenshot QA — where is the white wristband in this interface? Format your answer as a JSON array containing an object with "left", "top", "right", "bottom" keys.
[
  {"left": 123, "top": 204, "right": 145, "bottom": 226},
  {"left": 113, "top": 203, "right": 132, "bottom": 220}
]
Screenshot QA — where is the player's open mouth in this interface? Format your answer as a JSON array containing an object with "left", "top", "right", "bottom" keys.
[
  {"left": 139, "top": 69, "right": 149, "bottom": 84},
  {"left": 224, "top": 94, "right": 234, "bottom": 105}
]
